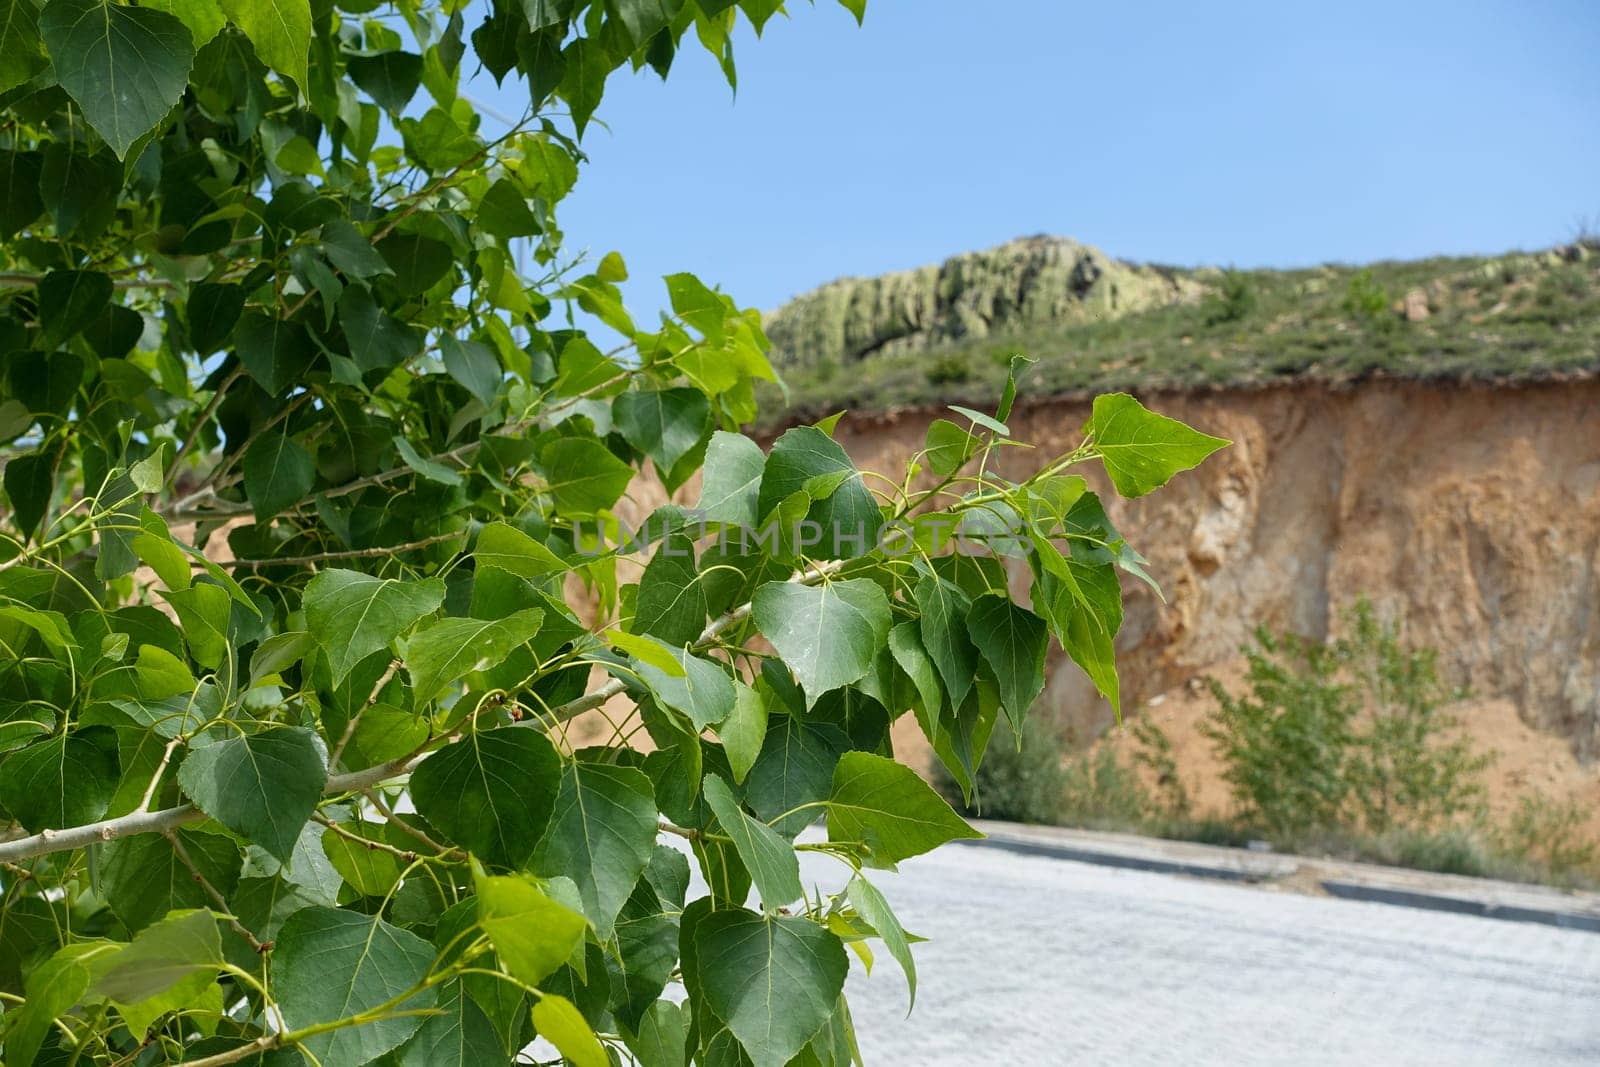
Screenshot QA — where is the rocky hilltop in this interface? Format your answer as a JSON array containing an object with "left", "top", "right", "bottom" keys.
[
  {"left": 764, "top": 236, "right": 1200, "bottom": 370},
  {"left": 759, "top": 236, "right": 1599, "bottom": 424}
]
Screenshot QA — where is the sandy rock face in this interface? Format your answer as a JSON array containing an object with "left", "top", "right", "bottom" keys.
[{"left": 832, "top": 379, "right": 1600, "bottom": 762}]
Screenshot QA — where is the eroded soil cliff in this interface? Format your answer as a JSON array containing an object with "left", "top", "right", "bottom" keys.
[{"left": 834, "top": 379, "right": 1600, "bottom": 764}]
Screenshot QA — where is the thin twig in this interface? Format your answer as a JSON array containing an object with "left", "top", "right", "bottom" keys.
[
  {"left": 363, "top": 791, "right": 456, "bottom": 856},
  {"left": 224, "top": 531, "right": 465, "bottom": 569},
  {"left": 165, "top": 830, "right": 267, "bottom": 952}
]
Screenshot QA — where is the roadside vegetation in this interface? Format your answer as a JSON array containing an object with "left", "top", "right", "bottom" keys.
[
  {"left": 939, "top": 604, "right": 1600, "bottom": 890},
  {"left": 768, "top": 244, "right": 1600, "bottom": 425}
]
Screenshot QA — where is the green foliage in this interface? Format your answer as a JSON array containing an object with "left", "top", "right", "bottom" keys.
[
  {"left": 939, "top": 715, "right": 1067, "bottom": 825},
  {"left": 1341, "top": 267, "right": 1393, "bottom": 326},
  {"left": 0, "top": 4, "right": 1229, "bottom": 1064},
  {"left": 1203, "top": 603, "right": 1488, "bottom": 841},
  {"left": 1202, "top": 267, "right": 1255, "bottom": 325},
  {"left": 1495, "top": 794, "right": 1599, "bottom": 883}
]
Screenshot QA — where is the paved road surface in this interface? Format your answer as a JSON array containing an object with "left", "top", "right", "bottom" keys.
[{"left": 799, "top": 842, "right": 1600, "bottom": 1066}]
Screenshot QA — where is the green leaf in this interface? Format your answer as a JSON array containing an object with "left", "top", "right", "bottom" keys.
[
  {"left": 756, "top": 427, "right": 882, "bottom": 559},
  {"left": 694, "top": 909, "right": 848, "bottom": 1067},
  {"left": 321, "top": 823, "right": 401, "bottom": 896},
  {"left": 474, "top": 521, "right": 569, "bottom": 578},
  {"left": 0, "top": 149, "right": 45, "bottom": 238},
  {"left": 6, "top": 943, "right": 107, "bottom": 1067},
  {"left": 614, "top": 387, "right": 712, "bottom": 473},
  {"left": 4, "top": 450, "right": 53, "bottom": 542},
  {"left": 395, "top": 436, "right": 463, "bottom": 485},
  {"left": 347, "top": 50, "right": 423, "bottom": 113},
  {"left": 888, "top": 620, "right": 942, "bottom": 731},
  {"left": 302, "top": 569, "right": 445, "bottom": 685},
  {"left": 0, "top": 0, "right": 47, "bottom": 94},
  {"left": 744, "top": 715, "right": 848, "bottom": 839},
  {"left": 965, "top": 593, "right": 1048, "bottom": 731},
  {"left": 341, "top": 283, "right": 422, "bottom": 374},
  {"left": 321, "top": 220, "right": 394, "bottom": 279},
  {"left": 99, "top": 828, "right": 240, "bottom": 932},
  {"left": 697, "top": 430, "right": 765, "bottom": 527},
  {"left": 175, "top": 727, "right": 327, "bottom": 862},
  {"left": 145, "top": 0, "right": 225, "bottom": 47},
  {"left": 923, "top": 418, "right": 979, "bottom": 477},
  {"left": 406, "top": 608, "right": 543, "bottom": 705},
  {"left": 826, "top": 751, "right": 980, "bottom": 867},
  {"left": 634, "top": 529, "right": 708, "bottom": 646},
  {"left": 91, "top": 907, "right": 221, "bottom": 1006},
  {"left": 609, "top": 0, "right": 677, "bottom": 47},
  {"left": 629, "top": 999, "right": 689, "bottom": 1067},
  {"left": 948, "top": 403, "right": 1008, "bottom": 436},
  {"left": 558, "top": 35, "right": 606, "bottom": 136},
  {"left": 541, "top": 437, "right": 633, "bottom": 516},
  {"left": 913, "top": 572, "right": 978, "bottom": 710},
  {"left": 40, "top": 0, "right": 195, "bottom": 158},
  {"left": 721, "top": 681, "right": 767, "bottom": 784},
  {"left": 235, "top": 312, "right": 315, "bottom": 396},
  {"left": 241, "top": 430, "right": 314, "bottom": 521},
  {"left": 634, "top": 642, "right": 736, "bottom": 731},
  {"left": 752, "top": 578, "right": 890, "bottom": 706},
  {"left": 477, "top": 177, "right": 541, "bottom": 240},
  {"left": 702, "top": 773, "right": 800, "bottom": 909},
  {"left": 552, "top": 335, "right": 621, "bottom": 397},
  {"left": 475, "top": 870, "right": 589, "bottom": 987},
  {"left": 376, "top": 232, "right": 453, "bottom": 295},
  {"left": 0, "top": 728, "right": 118, "bottom": 832},
  {"left": 532, "top": 992, "right": 608, "bottom": 1067},
  {"left": 1035, "top": 551, "right": 1123, "bottom": 715},
  {"left": 185, "top": 283, "right": 244, "bottom": 353},
  {"left": 219, "top": 0, "right": 309, "bottom": 90},
  {"left": 37, "top": 269, "right": 111, "bottom": 347},
  {"left": 531, "top": 761, "right": 657, "bottom": 938},
  {"left": 411, "top": 726, "right": 561, "bottom": 869},
  {"left": 996, "top": 353, "right": 1033, "bottom": 422},
  {"left": 273, "top": 907, "right": 437, "bottom": 1066},
  {"left": 441, "top": 335, "right": 502, "bottom": 405},
  {"left": 847, "top": 874, "right": 916, "bottom": 1009},
  {"left": 397, "top": 980, "right": 505, "bottom": 1067},
  {"left": 1083, "top": 392, "right": 1229, "bottom": 497}
]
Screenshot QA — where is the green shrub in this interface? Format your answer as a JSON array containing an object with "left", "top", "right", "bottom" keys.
[
  {"left": 1131, "top": 717, "right": 1190, "bottom": 818},
  {"left": 1342, "top": 267, "right": 1395, "bottom": 327},
  {"left": 1497, "top": 794, "right": 1599, "bottom": 883},
  {"left": 934, "top": 715, "right": 1065, "bottom": 823},
  {"left": 1202, "top": 628, "right": 1357, "bottom": 839},
  {"left": 924, "top": 350, "right": 974, "bottom": 385},
  {"left": 1340, "top": 604, "right": 1489, "bottom": 833},
  {"left": 1203, "top": 269, "right": 1256, "bottom": 325},
  {"left": 1050, "top": 743, "right": 1146, "bottom": 829},
  {"left": 1202, "top": 603, "right": 1489, "bottom": 843}
]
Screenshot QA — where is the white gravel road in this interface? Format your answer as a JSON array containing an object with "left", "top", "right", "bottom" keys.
[{"left": 805, "top": 842, "right": 1600, "bottom": 1066}]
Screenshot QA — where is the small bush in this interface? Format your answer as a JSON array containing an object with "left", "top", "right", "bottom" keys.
[
  {"left": 1497, "top": 794, "right": 1599, "bottom": 883},
  {"left": 1342, "top": 267, "right": 1395, "bottom": 327},
  {"left": 1202, "top": 602, "right": 1489, "bottom": 843},
  {"left": 1130, "top": 717, "right": 1190, "bottom": 818},
  {"left": 944, "top": 715, "right": 1066, "bottom": 824},
  {"left": 1203, "top": 268, "right": 1256, "bottom": 325},
  {"left": 924, "top": 351, "right": 972, "bottom": 385},
  {"left": 1201, "top": 627, "right": 1357, "bottom": 839},
  {"left": 1059, "top": 742, "right": 1151, "bottom": 829}
]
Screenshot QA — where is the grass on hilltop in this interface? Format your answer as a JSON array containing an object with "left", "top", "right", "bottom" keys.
[{"left": 760, "top": 246, "right": 1600, "bottom": 425}]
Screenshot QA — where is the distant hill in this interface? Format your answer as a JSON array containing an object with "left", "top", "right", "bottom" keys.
[{"left": 759, "top": 235, "right": 1600, "bottom": 423}]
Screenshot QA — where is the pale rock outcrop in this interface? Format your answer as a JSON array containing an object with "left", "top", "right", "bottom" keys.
[{"left": 764, "top": 236, "right": 1201, "bottom": 369}]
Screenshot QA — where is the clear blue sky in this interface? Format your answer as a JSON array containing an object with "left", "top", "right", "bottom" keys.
[{"left": 477, "top": 0, "right": 1600, "bottom": 319}]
